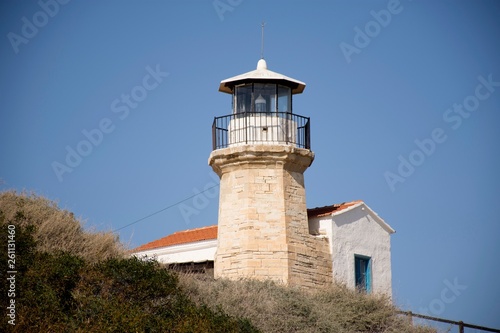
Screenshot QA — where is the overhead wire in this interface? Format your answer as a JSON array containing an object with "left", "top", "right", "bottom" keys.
[{"left": 113, "top": 183, "right": 219, "bottom": 232}]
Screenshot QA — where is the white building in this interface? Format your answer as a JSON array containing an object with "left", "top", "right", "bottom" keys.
[{"left": 307, "top": 200, "right": 395, "bottom": 295}]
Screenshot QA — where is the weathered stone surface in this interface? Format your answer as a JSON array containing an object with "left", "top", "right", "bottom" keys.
[{"left": 209, "top": 144, "right": 332, "bottom": 288}]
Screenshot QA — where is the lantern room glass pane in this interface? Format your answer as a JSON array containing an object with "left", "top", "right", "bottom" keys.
[
  {"left": 278, "top": 85, "right": 291, "bottom": 112},
  {"left": 254, "top": 83, "right": 276, "bottom": 113},
  {"left": 235, "top": 84, "right": 252, "bottom": 113}
]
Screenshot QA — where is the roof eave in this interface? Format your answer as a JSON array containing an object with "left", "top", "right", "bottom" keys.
[
  {"left": 133, "top": 238, "right": 217, "bottom": 256},
  {"left": 357, "top": 202, "right": 396, "bottom": 234},
  {"left": 316, "top": 201, "right": 396, "bottom": 234},
  {"left": 219, "top": 79, "right": 305, "bottom": 95},
  {"left": 218, "top": 68, "right": 306, "bottom": 95}
]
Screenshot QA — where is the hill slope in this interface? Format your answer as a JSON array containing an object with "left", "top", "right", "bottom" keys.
[{"left": 0, "top": 191, "right": 435, "bottom": 332}]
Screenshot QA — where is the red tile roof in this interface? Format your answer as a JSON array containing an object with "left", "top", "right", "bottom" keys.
[
  {"left": 133, "top": 200, "right": 363, "bottom": 252},
  {"left": 133, "top": 225, "right": 218, "bottom": 252},
  {"left": 307, "top": 200, "right": 363, "bottom": 218}
]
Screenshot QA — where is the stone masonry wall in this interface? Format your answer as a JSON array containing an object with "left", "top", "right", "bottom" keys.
[
  {"left": 209, "top": 145, "right": 332, "bottom": 288},
  {"left": 283, "top": 169, "right": 332, "bottom": 288}
]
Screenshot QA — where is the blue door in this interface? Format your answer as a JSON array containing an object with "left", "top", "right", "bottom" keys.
[{"left": 355, "top": 255, "right": 371, "bottom": 293}]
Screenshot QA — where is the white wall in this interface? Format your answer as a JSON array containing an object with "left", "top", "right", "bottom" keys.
[{"left": 133, "top": 239, "right": 217, "bottom": 264}]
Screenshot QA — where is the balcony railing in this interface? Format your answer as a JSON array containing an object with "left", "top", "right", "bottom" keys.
[{"left": 212, "top": 112, "right": 310, "bottom": 150}]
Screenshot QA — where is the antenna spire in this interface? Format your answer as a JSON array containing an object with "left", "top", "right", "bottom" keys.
[{"left": 260, "top": 21, "right": 266, "bottom": 59}]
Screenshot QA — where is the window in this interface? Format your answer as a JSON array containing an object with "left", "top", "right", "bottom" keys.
[
  {"left": 354, "top": 255, "right": 372, "bottom": 293},
  {"left": 277, "top": 85, "right": 291, "bottom": 112},
  {"left": 254, "top": 83, "right": 276, "bottom": 113},
  {"left": 235, "top": 84, "right": 252, "bottom": 113}
]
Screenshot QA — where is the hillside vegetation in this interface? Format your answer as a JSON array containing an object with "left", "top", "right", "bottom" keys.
[
  {"left": 180, "top": 275, "right": 436, "bottom": 333},
  {"left": 0, "top": 191, "right": 436, "bottom": 332},
  {"left": 0, "top": 190, "right": 124, "bottom": 262}
]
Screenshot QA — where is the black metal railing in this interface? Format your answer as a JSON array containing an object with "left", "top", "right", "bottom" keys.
[
  {"left": 212, "top": 112, "right": 310, "bottom": 150},
  {"left": 397, "top": 311, "right": 500, "bottom": 333}
]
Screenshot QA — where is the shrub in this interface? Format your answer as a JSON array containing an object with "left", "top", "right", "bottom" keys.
[{"left": 73, "top": 257, "right": 258, "bottom": 332}]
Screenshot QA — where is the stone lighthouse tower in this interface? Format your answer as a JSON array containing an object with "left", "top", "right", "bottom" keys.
[{"left": 209, "top": 59, "right": 332, "bottom": 288}]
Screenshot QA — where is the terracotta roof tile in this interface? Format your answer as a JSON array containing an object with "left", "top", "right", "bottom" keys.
[
  {"left": 307, "top": 200, "right": 363, "bottom": 218},
  {"left": 133, "top": 225, "right": 217, "bottom": 252}
]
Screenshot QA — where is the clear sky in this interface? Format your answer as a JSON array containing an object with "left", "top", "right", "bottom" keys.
[{"left": 1, "top": 0, "right": 499, "bottom": 330}]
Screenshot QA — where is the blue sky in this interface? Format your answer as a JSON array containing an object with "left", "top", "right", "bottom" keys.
[{"left": 1, "top": 0, "right": 499, "bottom": 330}]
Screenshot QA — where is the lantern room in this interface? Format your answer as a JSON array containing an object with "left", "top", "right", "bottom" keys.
[
  {"left": 232, "top": 82, "right": 291, "bottom": 113},
  {"left": 213, "top": 59, "right": 310, "bottom": 150}
]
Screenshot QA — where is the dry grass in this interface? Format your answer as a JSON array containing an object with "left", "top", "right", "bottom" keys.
[
  {"left": 179, "top": 274, "right": 437, "bottom": 333},
  {"left": 0, "top": 190, "right": 125, "bottom": 262}
]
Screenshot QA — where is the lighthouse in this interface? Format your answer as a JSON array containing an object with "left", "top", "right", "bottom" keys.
[
  {"left": 209, "top": 59, "right": 332, "bottom": 287},
  {"left": 133, "top": 58, "right": 394, "bottom": 295}
]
